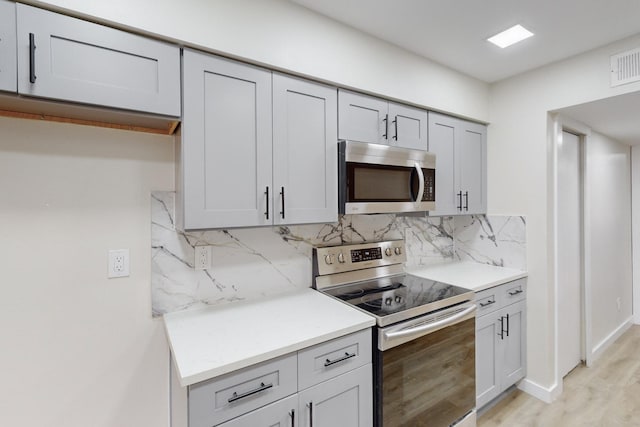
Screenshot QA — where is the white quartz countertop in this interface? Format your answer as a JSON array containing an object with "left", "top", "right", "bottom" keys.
[
  {"left": 407, "top": 261, "right": 527, "bottom": 292},
  {"left": 163, "top": 288, "right": 376, "bottom": 387}
]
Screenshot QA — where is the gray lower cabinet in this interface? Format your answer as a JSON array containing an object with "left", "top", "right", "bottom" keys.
[
  {"left": 0, "top": 0, "right": 17, "bottom": 93},
  {"left": 218, "top": 395, "right": 298, "bottom": 427},
  {"left": 179, "top": 49, "right": 337, "bottom": 229},
  {"left": 338, "top": 89, "right": 428, "bottom": 150},
  {"left": 428, "top": 112, "right": 487, "bottom": 216},
  {"left": 475, "top": 279, "right": 527, "bottom": 409},
  {"left": 298, "top": 365, "right": 372, "bottom": 427},
  {"left": 15, "top": 3, "right": 180, "bottom": 116},
  {"left": 187, "top": 329, "right": 372, "bottom": 427}
]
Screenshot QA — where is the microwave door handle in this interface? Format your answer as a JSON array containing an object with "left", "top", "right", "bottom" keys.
[{"left": 414, "top": 162, "right": 425, "bottom": 205}]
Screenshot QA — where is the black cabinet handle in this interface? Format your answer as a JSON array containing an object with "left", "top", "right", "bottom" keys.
[
  {"left": 228, "top": 382, "right": 273, "bottom": 403},
  {"left": 29, "top": 33, "right": 36, "bottom": 83},
  {"left": 464, "top": 191, "right": 469, "bottom": 211},
  {"left": 498, "top": 317, "right": 504, "bottom": 340},
  {"left": 457, "top": 191, "right": 463, "bottom": 211},
  {"left": 264, "top": 186, "right": 270, "bottom": 220},
  {"left": 280, "top": 186, "right": 285, "bottom": 219},
  {"left": 324, "top": 351, "right": 356, "bottom": 367},
  {"left": 392, "top": 116, "right": 398, "bottom": 140},
  {"left": 289, "top": 409, "right": 295, "bottom": 427},
  {"left": 382, "top": 114, "right": 388, "bottom": 139},
  {"left": 308, "top": 402, "right": 314, "bottom": 427},
  {"left": 506, "top": 313, "right": 510, "bottom": 337}
]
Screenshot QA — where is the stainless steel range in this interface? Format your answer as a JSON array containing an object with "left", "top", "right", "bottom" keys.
[{"left": 313, "top": 240, "right": 477, "bottom": 427}]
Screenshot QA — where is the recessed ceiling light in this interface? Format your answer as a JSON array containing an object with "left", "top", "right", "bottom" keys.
[{"left": 487, "top": 24, "right": 534, "bottom": 48}]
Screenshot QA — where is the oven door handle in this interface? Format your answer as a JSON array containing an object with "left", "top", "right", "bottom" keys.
[
  {"left": 414, "top": 162, "right": 425, "bottom": 204},
  {"left": 381, "top": 304, "right": 476, "bottom": 350}
]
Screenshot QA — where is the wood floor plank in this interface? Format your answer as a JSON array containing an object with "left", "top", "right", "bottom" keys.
[{"left": 478, "top": 325, "right": 640, "bottom": 426}]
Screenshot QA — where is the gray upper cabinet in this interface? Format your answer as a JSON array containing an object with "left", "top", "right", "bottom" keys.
[
  {"left": 0, "top": 0, "right": 17, "bottom": 93},
  {"left": 179, "top": 50, "right": 337, "bottom": 230},
  {"left": 428, "top": 112, "right": 487, "bottom": 216},
  {"left": 273, "top": 74, "right": 338, "bottom": 225},
  {"left": 180, "top": 49, "right": 272, "bottom": 229},
  {"left": 338, "top": 89, "right": 428, "bottom": 150},
  {"left": 15, "top": 3, "right": 180, "bottom": 116}
]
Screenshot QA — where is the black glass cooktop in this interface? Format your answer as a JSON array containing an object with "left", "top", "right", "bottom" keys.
[{"left": 323, "top": 274, "right": 473, "bottom": 326}]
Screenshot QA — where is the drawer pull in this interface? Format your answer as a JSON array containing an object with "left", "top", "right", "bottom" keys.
[
  {"left": 479, "top": 299, "right": 495, "bottom": 307},
  {"left": 324, "top": 351, "right": 356, "bottom": 367},
  {"left": 227, "top": 382, "right": 273, "bottom": 403},
  {"left": 508, "top": 289, "right": 523, "bottom": 296}
]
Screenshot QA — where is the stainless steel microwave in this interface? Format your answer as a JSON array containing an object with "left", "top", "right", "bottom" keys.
[{"left": 338, "top": 140, "right": 436, "bottom": 214}]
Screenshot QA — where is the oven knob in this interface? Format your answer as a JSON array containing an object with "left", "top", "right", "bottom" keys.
[
  {"left": 394, "top": 247, "right": 402, "bottom": 255},
  {"left": 395, "top": 296, "right": 402, "bottom": 303},
  {"left": 337, "top": 253, "right": 345, "bottom": 263},
  {"left": 324, "top": 254, "right": 334, "bottom": 265},
  {"left": 385, "top": 297, "right": 393, "bottom": 306},
  {"left": 385, "top": 248, "right": 392, "bottom": 257}
]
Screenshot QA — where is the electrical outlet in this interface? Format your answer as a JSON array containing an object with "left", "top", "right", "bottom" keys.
[
  {"left": 108, "top": 249, "right": 130, "bottom": 278},
  {"left": 194, "top": 245, "right": 213, "bottom": 270}
]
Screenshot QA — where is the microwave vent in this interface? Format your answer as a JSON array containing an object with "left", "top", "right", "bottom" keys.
[{"left": 611, "top": 48, "right": 640, "bottom": 87}]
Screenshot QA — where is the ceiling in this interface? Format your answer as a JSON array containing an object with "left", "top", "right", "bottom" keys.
[
  {"left": 556, "top": 92, "right": 640, "bottom": 145},
  {"left": 289, "top": 0, "right": 640, "bottom": 145},
  {"left": 288, "top": 0, "right": 640, "bottom": 83}
]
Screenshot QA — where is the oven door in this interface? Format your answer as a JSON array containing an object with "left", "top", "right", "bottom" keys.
[{"left": 375, "top": 303, "right": 476, "bottom": 427}]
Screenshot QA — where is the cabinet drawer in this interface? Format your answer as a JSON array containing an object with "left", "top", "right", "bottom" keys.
[
  {"left": 217, "top": 394, "right": 298, "bottom": 427},
  {"left": 502, "top": 279, "right": 527, "bottom": 304},
  {"left": 188, "top": 354, "right": 297, "bottom": 427},
  {"left": 298, "top": 329, "right": 371, "bottom": 390},
  {"left": 475, "top": 287, "right": 500, "bottom": 315}
]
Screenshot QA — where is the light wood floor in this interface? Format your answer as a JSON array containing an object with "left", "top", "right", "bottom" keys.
[{"left": 478, "top": 325, "right": 640, "bottom": 426}]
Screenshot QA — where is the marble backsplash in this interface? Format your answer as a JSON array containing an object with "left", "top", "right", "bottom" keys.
[{"left": 151, "top": 192, "right": 526, "bottom": 316}]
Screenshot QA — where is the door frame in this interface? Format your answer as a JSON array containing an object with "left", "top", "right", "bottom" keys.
[{"left": 550, "top": 114, "right": 592, "bottom": 397}]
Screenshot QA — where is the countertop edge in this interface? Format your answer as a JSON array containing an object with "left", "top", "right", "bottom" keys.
[{"left": 469, "top": 271, "right": 529, "bottom": 292}]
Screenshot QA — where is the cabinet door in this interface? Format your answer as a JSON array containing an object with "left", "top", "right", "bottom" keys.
[
  {"left": 0, "top": 0, "right": 16, "bottom": 93},
  {"left": 458, "top": 120, "right": 487, "bottom": 214},
  {"left": 427, "top": 112, "right": 458, "bottom": 215},
  {"left": 475, "top": 312, "right": 501, "bottom": 409},
  {"left": 218, "top": 394, "right": 298, "bottom": 427},
  {"left": 273, "top": 74, "right": 338, "bottom": 225},
  {"left": 388, "top": 102, "right": 428, "bottom": 150},
  {"left": 181, "top": 50, "right": 272, "bottom": 229},
  {"left": 16, "top": 4, "right": 180, "bottom": 116},
  {"left": 502, "top": 300, "right": 526, "bottom": 388},
  {"left": 338, "top": 90, "right": 388, "bottom": 144},
  {"left": 298, "top": 364, "right": 372, "bottom": 427}
]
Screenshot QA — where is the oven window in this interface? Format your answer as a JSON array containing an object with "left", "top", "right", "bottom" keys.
[{"left": 379, "top": 317, "right": 475, "bottom": 427}]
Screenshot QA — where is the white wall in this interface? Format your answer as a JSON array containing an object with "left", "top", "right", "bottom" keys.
[
  {"left": 587, "top": 132, "right": 632, "bottom": 353},
  {"left": 490, "top": 34, "right": 640, "bottom": 395},
  {"left": 24, "top": 0, "right": 489, "bottom": 122},
  {"left": 0, "top": 117, "right": 174, "bottom": 426}
]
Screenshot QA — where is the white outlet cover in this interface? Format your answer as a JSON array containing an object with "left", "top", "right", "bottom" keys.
[
  {"left": 194, "top": 245, "right": 213, "bottom": 270},
  {"left": 108, "top": 249, "right": 130, "bottom": 278}
]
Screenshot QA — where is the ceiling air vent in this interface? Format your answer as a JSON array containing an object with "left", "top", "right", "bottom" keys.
[{"left": 611, "top": 48, "right": 640, "bottom": 87}]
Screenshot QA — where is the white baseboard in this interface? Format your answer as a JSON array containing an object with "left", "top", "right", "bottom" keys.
[
  {"left": 517, "top": 378, "right": 561, "bottom": 403},
  {"left": 589, "top": 317, "right": 633, "bottom": 365}
]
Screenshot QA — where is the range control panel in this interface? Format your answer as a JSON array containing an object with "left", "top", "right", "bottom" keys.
[{"left": 313, "top": 240, "right": 406, "bottom": 276}]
